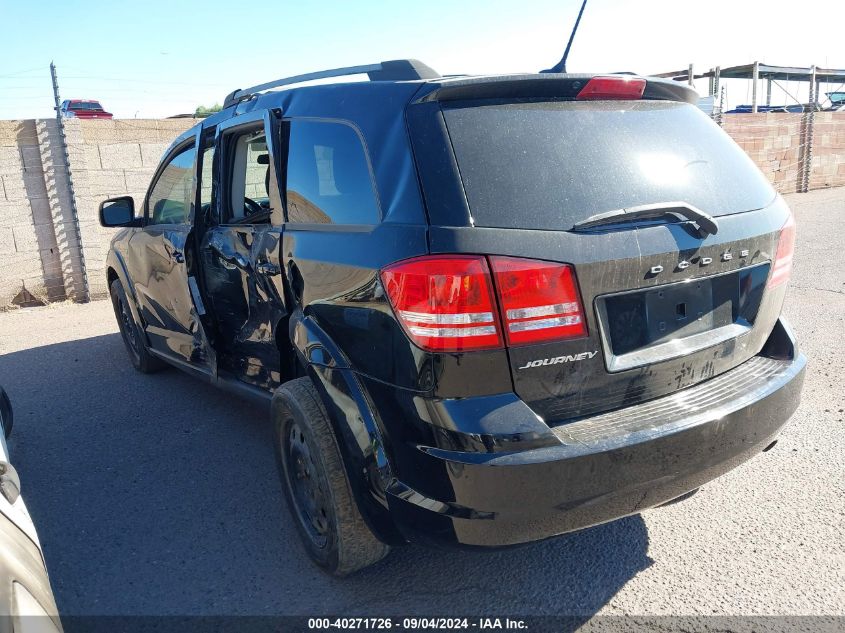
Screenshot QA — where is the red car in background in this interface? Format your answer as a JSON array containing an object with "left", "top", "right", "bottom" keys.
[{"left": 59, "top": 99, "right": 113, "bottom": 119}]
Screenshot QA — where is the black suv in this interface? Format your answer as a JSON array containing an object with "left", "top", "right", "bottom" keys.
[{"left": 99, "top": 59, "right": 806, "bottom": 575}]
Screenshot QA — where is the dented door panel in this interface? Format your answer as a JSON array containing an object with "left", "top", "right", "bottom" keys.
[
  {"left": 126, "top": 224, "right": 212, "bottom": 368},
  {"left": 200, "top": 225, "right": 286, "bottom": 389},
  {"left": 197, "top": 107, "right": 288, "bottom": 390}
]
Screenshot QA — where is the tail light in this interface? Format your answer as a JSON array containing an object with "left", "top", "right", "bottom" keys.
[
  {"left": 380, "top": 256, "right": 503, "bottom": 352},
  {"left": 490, "top": 257, "right": 587, "bottom": 345},
  {"left": 576, "top": 76, "right": 646, "bottom": 101},
  {"left": 767, "top": 211, "right": 796, "bottom": 288},
  {"left": 380, "top": 255, "right": 587, "bottom": 352}
]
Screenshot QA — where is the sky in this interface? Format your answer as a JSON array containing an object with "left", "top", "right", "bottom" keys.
[{"left": 1, "top": 0, "right": 844, "bottom": 119}]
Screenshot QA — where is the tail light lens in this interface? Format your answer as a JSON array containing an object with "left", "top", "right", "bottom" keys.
[
  {"left": 490, "top": 257, "right": 587, "bottom": 345},
  {"left": 767, "top": 211, "right": 796, "bottom": 288},
  {"left": 380, "top": 255, "right": 588, "bottom": 352},
  {"left": 380, "top": 255, "right": 503, "bottom": 352},
  {"left": 576, "top": 76, "right": 646, "bottom": 100}
]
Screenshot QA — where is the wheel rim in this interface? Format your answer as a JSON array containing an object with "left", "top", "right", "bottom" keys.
[
  {"left": 116, "top": 295, "right": 141, "bottom": 360},
  {"left": 284, "top": 420, "right": 331, "bottom": 549}
]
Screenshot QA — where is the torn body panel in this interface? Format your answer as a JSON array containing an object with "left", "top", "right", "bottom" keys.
[{"left": 199, "top": 225, "right": 286, "bottom": 390}]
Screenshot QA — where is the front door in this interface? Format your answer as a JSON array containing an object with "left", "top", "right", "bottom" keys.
[
  {"left": 197, "top": 110, "right": 287, "bottom": 389},
  {"left": 126, "top": 138, "right": 213, "bottom": 371}
]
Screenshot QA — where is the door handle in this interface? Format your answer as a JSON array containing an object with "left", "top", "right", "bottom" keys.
[
  {"left": 256, "top": 261, "right": 281, "bottom": 276},
  {"left": 172, "top": 250, "right": 185, "bottom": 263}
]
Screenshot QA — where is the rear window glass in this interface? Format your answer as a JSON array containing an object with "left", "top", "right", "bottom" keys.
[
  {"left": 442, "top": 100, "right": 776, "bottom": 230},
  {"left": 70, "top": 101, "right": 103, "bottom": 111}
]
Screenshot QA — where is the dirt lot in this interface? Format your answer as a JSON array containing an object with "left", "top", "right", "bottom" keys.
[{"left": 0, "top": 188, "right": 842, "bottom": 620}]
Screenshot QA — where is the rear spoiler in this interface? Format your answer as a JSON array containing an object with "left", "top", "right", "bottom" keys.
[{"left": 413, "top": 74, "right": 698, "bottom": 105}]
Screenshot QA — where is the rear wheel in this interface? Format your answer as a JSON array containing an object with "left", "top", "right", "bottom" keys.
[
  {"left": 109, "top": 279, "right": 165, "bottom": 374},
  {"left": 273, "top": 377, "right": 389, "bottom": 576}
]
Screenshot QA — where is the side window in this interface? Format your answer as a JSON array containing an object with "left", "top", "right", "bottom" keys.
[
  {"left": 286, "top": 120, "right": 380, "bottom": 225},
  {"left": 147, "top": 144, "right": 196, "bottom": 225},
  {"left": 199, "top": 142, "right": 215, "bottom": 212},
  {"left": 225, "top": 126, "right": 271, "bottom": 223}
]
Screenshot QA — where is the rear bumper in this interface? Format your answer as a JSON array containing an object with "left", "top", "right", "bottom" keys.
[{"left": 385, "top": 327, "right": 806, "bottom": 548}]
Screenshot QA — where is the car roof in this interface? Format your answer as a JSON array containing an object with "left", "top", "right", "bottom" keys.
[
  {"left": 188, "top": 71, "right": 694, "bottom": 129},
  {"left": 168, "top": 69, "right": 699, "bottom": 181}
]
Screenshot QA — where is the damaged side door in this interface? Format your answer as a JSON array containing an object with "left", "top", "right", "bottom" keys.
[
  {"left": 197, "top": 109, "right": 287, "bottom": 389},
  {"left": 125, "top": 136, "right": 214, "bottom": 373}
]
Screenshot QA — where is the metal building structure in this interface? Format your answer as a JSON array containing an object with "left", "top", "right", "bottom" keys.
[{"left": 654, "top": 62, "right": 845, "bottom": 113}]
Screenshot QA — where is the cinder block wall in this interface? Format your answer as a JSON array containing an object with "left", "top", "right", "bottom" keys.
[
  {"left": 810, "top": 113, "right": 845, "bottom": 190},
  {"left": 722, "top": 111, "right": 845, "bottom": 194},
  {"left": 722, "top": 113, "right": 805, "bottom": 193},
  {"left": 0, "top": 120, "right": 63, "bottom": 308},
  {"left": 68, "top": 119, "right": 196, "bottom": 298}
]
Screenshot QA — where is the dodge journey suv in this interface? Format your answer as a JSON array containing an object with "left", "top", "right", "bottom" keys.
[{"left": 99, "top": 59, "right": 806, "bottom": 575}]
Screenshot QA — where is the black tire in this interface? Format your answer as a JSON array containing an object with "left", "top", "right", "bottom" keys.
[
  {"left": 273, "top": 377, "right": 389, "bottom": 576},
  {"left": 109, "top": 279, "right": 165, "bottom": 374}
]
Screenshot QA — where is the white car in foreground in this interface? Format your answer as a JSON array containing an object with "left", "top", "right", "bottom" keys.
[{"left": 0, "top": 388, "right": 62, "bottom": 632}]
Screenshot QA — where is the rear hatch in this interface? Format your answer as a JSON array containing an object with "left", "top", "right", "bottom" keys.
[{"left": 411, "top": 76, "right": 793, "bottom": 421}]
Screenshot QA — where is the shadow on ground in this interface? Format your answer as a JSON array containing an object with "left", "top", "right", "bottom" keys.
[{"left": 0, "top": 333, "right": 651, "bottom": 617}]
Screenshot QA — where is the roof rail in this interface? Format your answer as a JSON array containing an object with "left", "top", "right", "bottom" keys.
[{"left": 223, "top": 59, "right": 440, "bottom": 108}]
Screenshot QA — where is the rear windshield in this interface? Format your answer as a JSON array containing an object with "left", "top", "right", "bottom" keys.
[
  {"left": 70, "top": 101, "right": 103, "bottom": 111},
  {"left": 442, "top": 100, "right": 776, "bottom": 230}
]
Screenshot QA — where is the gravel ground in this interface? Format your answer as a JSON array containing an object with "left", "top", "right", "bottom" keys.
[{"left": 0, "top": 188, "right": 842, "bottom": 621}]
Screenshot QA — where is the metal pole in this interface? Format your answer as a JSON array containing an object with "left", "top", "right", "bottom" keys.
[
  {"left": 752, "top": 61, "right": 759, "bottom": 113},
  {"left": 801, "top": 66, "right": 817, "bottom": 193},
  {"left": 688, "top": 63, "right": 694, "bottom": 87},
  {"left": 766, "top": 78, "right": 772, "bottom": 106},
  {"left": 49, "top": 61, "right": 90, "bottom": 302}
]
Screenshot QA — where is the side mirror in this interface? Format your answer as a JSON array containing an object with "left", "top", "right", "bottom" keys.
[
  {"left": 99, "top": 196, "right": 140, "bottom": 227},
  {"left": 0, "top": 387, "right": 11, "bottom": 439}
]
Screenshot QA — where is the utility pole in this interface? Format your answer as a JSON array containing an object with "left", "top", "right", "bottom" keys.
[{"left": 49, "top": 61, "right": 89, "bottom": 302}]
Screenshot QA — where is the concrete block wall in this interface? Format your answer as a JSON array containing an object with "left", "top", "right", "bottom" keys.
[
  {"left": 721, "top": 111, "right": 845, "bottom": 194},
  {"left": 0, "top": 118, "right": 195, "bottom": 308},
  {"left": 0, "top": 120, "right": 63, "bottom": 309},
  {"left": 67, "top": 119, "right": 196, "bottom": 298},
  {"left": 722, "top": 113, "right": 806, "bottom": 193},
  {"left": 809, "top": 112, "right": 845, "bottom": 190}
]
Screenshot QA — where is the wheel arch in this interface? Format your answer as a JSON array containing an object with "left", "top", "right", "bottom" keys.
[
  {"left": 275, "top": 311, "right": 404, "bottom": 545},
  {"left": 106, "top": 250, "right": 146, "bottom": 338}
]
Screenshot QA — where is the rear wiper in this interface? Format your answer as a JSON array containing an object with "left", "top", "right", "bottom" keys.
[{"left": 571, "top": 202, "right": 719, "bottom": 237}]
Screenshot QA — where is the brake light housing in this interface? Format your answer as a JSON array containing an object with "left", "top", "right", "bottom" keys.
[
  {"left": 380, "top": 255, "right": 587, "bottom": 352},
  {"left": 490, "top": 257, "right": 587, "bottom": 346},
  {"left": 576, "top": 76, "right": 646, "bottom": 101},
  {"left": 767, "top": 211, "right": 796, "bottom": 288},
  {"left": 380, "top": 256, "right": 503, "bottom": 352}
]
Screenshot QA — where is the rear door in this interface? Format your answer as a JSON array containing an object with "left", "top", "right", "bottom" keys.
[
  {"left": 413, "top": 92, "right": 791, "bottom": 421},
  {"left": 197, "top": 109, "right": 287, "bottom": 389},
  {"left": 126, "top": 137, "right": 214, "bottom": 371}
]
